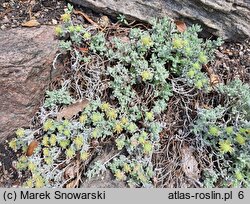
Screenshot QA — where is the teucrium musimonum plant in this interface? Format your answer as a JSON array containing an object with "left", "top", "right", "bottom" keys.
[{"left": 9, "top": 4, "right": 233, "bottom": 188}]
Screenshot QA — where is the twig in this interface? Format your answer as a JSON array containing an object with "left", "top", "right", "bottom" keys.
[{"left": 73, "top": 10, "right": 101, "bottom": 29}]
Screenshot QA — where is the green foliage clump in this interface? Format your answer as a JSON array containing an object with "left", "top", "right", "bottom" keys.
[
  {"left": 217, "top": 79, "right": 250, "bottom": 119},
  {"left": 44, "top": 88, "right": 73, "bottom": 108},
  {"left": 9, "top": 4, "right": 229, "bottom": 188},
  {"left": 192, "top": 80, "right": 250, "bottom": 187}
]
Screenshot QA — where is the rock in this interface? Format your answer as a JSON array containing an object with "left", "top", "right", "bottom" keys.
[
  {"left": 52, "top": 19, "right": 58, "bottom": 25},
  {"left": 1, "top": 16, "right": 10, "bottom": 24},
  {"left": 0, "top": 26, "right": 59, "bottom": 142},
  {"left": 0, "top": 25, "right": 6, "bottom": 30},
  {"left": 69, "top": 0, "right": 250, "bottom": 41}
]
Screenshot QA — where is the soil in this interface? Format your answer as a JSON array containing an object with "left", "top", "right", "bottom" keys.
[
  {"left": 0, "top": 0, "right": 108, "bottom": 30},
  {"left": 0, "top": 0, "right": 249, "bottom": 188},
  {"left": 0, "top": 0, "right": 66, "bottom": 29},
  {"left": 0, "top": 143, "right": 18, "bottom": 187}
]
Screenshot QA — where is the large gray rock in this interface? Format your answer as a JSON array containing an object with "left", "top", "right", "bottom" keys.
[
  {"left": 0, "top": 26, "right": 59, "bottom": 141},
  {"left": 69, "top": 0, "right": 250, "bottom": 41}
]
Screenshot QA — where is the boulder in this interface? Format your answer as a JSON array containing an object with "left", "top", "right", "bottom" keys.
[
  {"left": 69, "top": 0, "right": 250, "bottom": 41},
  {"left": 0, "top": 26, "right": 59, "bottom": 142}
]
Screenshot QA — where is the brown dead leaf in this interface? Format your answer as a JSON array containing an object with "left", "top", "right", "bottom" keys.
[
  {"left": 64, "top": 160, "right": 80, "bottom": 181},
  {"left": 204, "top": 65, "right": 221, "bottom": 86},
  {"left": 21, "top": 19, "right": 40, "bottom": 27},
  {"left": 180, "top": 145, "right": 200, "bottom": 180},
  {"left": 175, "top": 20, "right": 187, "bottom": 33},
  {"left": 78, "top": 47, "right": 89, "bottom": 54},
  {"left": 66, "top": 179, "right": 78, "bottom": 188},
  {"left": 26, "top": 140, "right": 39, "bottom": 156},
  {"left": 57, "top": 99, "right": 89, "bottom": 120},
  {"left": 64, "top": 166, "right": 77, "bottom": 180},
  {"left": 210, "top": 74, "right": 220, "bottom": 86},
  {"left": 98, "top": 15, "right": 110, "bottom": 28}
]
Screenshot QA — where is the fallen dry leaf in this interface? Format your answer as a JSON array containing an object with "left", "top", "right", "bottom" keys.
[
  {"left": 180, "top": 145, "right": 200, "bottom": 180},
  {"left": 21, "top": 19, "right": 40, "bottom": 27},
  {"left": 175, "top": 20, "right": 187, "bottom": 33},
  {"left": 64, "top": 166, "right": 77, "bottom": 180},
  {"left": 57, "top": 99, "right": 89, "bottom": 120},
  {"left": 78, "top": 47, "right": 89, "bottom": 54},
  {"left": 204, "top": 65, "right": 221, "bottom": 86},
  {"left": 98, "top": 15, "right": 110, "bottom": 28},
  {"left": 210, "top": 73, "right": 220, "bottom": 86},
  {"left": 26, "top": 140, "right": 39, "bottom": 156},
  {"left": 66, "top": 179, "right": 78, "bottom": 188}
]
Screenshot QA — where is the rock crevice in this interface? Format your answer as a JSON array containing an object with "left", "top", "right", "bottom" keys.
[{"left": 69, "top": 0, "right": 250, "bottom": 41}]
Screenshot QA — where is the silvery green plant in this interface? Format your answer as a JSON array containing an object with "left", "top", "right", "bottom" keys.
[{"left": 9, "top": 5, "right": 227, "bottom": 188}]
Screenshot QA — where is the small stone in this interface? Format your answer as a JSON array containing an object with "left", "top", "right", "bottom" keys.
[
  {"left": 34, "top": 12, "right": 41, "bottom": 17},
  {"left": 0, "top": 25, "right": 6, "bottom": 30},
  {"left": 98, "top": 16, "right": 110, "bottom": 28},
  {"left": 215, "top": 50, "right": 224, "bottom": 59},
  {"left": 52, "top": 19, "right": 58, "bottom": 25},
  {"left": 2, "top": 3, "right": 8, "bottom": 8},
  {"left": 77, "top": 16, "right": 85, "bottom": 23},
  {"left": 2, "top": 16, "right": 10, "bottom": 24}
]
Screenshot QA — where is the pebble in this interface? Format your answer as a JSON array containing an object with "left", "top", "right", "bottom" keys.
[
  {"left": 0, "top": 25, "right": 6, "bottom": 30},
  {"left": 77, "top": 16, "right": 85, "bottom": 23},
  {"left": 52, "top": 19, "right": 58, "bottom": 25},
  {"left": 2, "top": 16, "right": 10, "bottom": 24},
  {"left": 2, "top": 3, "right": 8, "bottom": 8},
  {"left": 98, "top": 16, "right": 110, "bottom": 28},
  {"left": 34, "top": 12, "right": 41, "bottom": 17},
  {"left": 215, "top": 50, "right": 224, "bottom": 59},
  {"left": 219, "top": 46, "right": 224, "bottom": 51}
]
